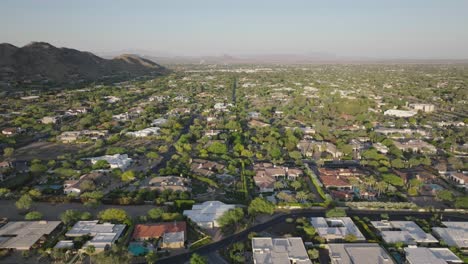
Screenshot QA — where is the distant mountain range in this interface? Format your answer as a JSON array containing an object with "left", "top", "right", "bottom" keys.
[
  {"left": 0, "top": 42, "right": 168, "bottom": 87},
  {"left": 99, "top": 50, "right": 468, "bottom": 65}
]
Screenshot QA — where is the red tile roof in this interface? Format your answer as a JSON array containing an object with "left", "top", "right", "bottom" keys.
[{"left": 132, "top": 222, "right": 186, "bottom": 240}]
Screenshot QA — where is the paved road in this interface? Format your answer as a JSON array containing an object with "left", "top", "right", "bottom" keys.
[{"left": 156, "top": 209, "right": 468, "bottom": 264}]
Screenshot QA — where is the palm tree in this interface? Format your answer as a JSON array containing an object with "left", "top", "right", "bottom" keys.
[
  {"left": 274, "top": 181, "right": 284, "bottom": 190},
  {"left": 291, "top": 180, "right": 302, "bottom": 191},
  {"left": 375, "top": 181, "right": 388, "bottom": 196},
  {"left": 296, "top": 191, "right": 309, "bottom": 202}
]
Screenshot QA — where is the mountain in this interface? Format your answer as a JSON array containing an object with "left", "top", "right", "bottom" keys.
[{"left": 0, "top": 42, "right": 169, "bottom": 86}]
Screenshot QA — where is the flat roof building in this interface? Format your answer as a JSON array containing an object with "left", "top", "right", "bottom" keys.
[
  {"left": 404, "top": 247, "right": 462, "bottom": 264},
  {"left": 0, "top": 221, "right": 61, "bottom": 250},
  {"left": 183, "top": 201, "right": 236, "bottom": 229},
  {"left": 66, "top": 221, "right": 125, "bottom": 251},
  {"left": 432, "top": 222, "right": 468, "bottom": 249},
  {"left": 371, "top": 221, "right": 438, "bottom": 245},
  {"left": 328, "top": 243, "right": 394, "bottom": 264},
  {"left": 310, "top": 217, "right": 365, "bottom": 242},
  {"left": 252, "top": 237, "right": 311, "bottom": 264}
]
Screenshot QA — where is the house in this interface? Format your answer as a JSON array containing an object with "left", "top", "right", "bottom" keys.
[
  {"left": 373, "top": 142, "right": 389, "bottom": 154},
  {"left": 409, "top": 103, "right": 435, "bottom": 113},
  {"left": 252, "top": 237, "right": 311, "bottom": 264},
  {"left": 190, "top": 159, "right": 225, "bottom": 177},
  {"left": 89, "top": 154, "right": 132, "bottom": 170},
  {"left": 214, "top": 102, "right": 232, "bottom": 112},
  {"left": 384, "top": 109, "right": 417, "bottom": 117},
  {"left": 432, "top": 222, "right": 468, "bottom": 249},
  {"left": 318, "top": 168, "right": 365, "bottom": 191},
  {"left": 404, "top": 247, "right": 462, "bottom": 264},
  {"left": 448, "top": 173, "right": 468, "bottom": 189},
  {"left": 41, "top": 116, "right": 59, "bottom": 124},
  {"left": 66, "top": 221, "right": 125, "bottom": 251},
  {"left": 183, "top": 201, "right": 236, "bottom": 229},
  {"left": 65, "top": 107, "right": 88, "bottom": 116},
  {"left": 297, "top": 140, "right": 342, "bottom": 159},
  {"left": 393, "top": 139, "right": 437, "bottom": 154},
  {"left": 310, "top": 217, "right": 365, "bottom": 242},
  {"left": 0, "top": 221, "right": 61, "bottom": 250},
  {"left": 58, "top": 130, "right": 108, "bottom": 143},
  {"left": 151, "top": 118, "right": 168, "bottom": 127},
  {"left": 328, "top": 243, "right": 394, "bottom": 264},
  {"left": 374, "top": 128, "right": 429, "bottom": 138},
  {"left": 132, "top": 222, "right": 186, "bottom": 249},
  {"left": 126, "top": 127, "right": 160, "bottom": 137},
  {"left": 1, "top": 127, "right": 21, "bottom": 136},
  {"left": 146, "top": 176, "right": 191, "bottom": 192},
  {"left": 63, "top": 172, "right": 107, "bottom": 195},
  {"left": 204, "top": 130, "right": 222, "bottom": 137},
  {"left": 248, "top": 119, "right": 270, "bottom": 128},
  {"left": 113, "top": 113, "right": 130, "bottom": 122},
  {"left": 253, "top": 163, "right": 303, "bottom": 193},
  {"left": 370, "top": 221, "right": 438, "bottom": 245},
  {"left": 248, "top": 111, "right": 261, "bottom": 119}
]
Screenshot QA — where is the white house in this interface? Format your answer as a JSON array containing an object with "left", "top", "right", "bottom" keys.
[
  {"left": 126, "top": 127, "right": 160, "bottom": 137},
  {"left": 183, "top": 201, "right": 236, "bottom": 229},
  {"left": 89, "top": 154, "right": 132, "bottom": 170},
  {"left": 384, "top": 109, "right": 417, "bottom": 118}
]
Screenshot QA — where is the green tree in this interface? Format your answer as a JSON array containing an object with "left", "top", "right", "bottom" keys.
[
  {"left": 60, "top": 210, "right": 91, "bottom": 225},
  {"left": 15, "top": 194, "right": 32, "bottom": 210},
  {"left": 25, "top": 211, "right": 43, "bottom": 220},
  {"left": 382, "top": 173, "right": 404, "bottom": 187},
  {"left": 455, "top": 197, "right": 468, "bottom": 209},
  {"left": 92, "top": 160, "right": 110, "bottom": 170},
  {"left": 3, "top": 147, "right": 14, "bottom": 158},
  {"left": 290, "top": 180, "right": 302, "bottom": 191},
  {"left": 145, "top": 251, "right": 158, "bottom": 264},
  {"left": 248, "top": 197, "right": 275, "bottom": 216},
  {"left": 218, "top": 208, "right": 244, "bottom": 228},
  {"left": 325, "top": 208, "right": 347, "bottom": 217},
  {"left": 98, "top": 208, "right": 129, "bottom": 223},
  {"left": 147, "top": 208, "right": 164, "bottom": 221},
  {"left": 436, "top": 190, "right": 454, "bottom": 202},
  {"left": 190, "top": 253, "right": 207, "bottom": 264},
  {"left": 28, "top": 188, "right": 42, "bottom": 199},
  {"left": 146, "top": 151, "right": 159, "bottom": 160},
  {"left": 296, "top": 191, "right": 309, "bottom": 201},
  {"left": 344, "top": 233, "right": 357, "bottom": 242},
  {"left": 30, "top": 163, "right": 47, "bottom": 174},
  {"left": 307, "top": 248, "right": 319, "bottom": 260},
  {"left": 121, "top": 170, "right": 136, "bottom": 182},
  {"left": 207, "top": 142, "right": 228, "bottom": 155}
]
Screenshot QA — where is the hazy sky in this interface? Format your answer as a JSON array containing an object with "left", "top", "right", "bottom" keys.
[{"left": 1, "top": 0, "right": 468, "bottom": 58}]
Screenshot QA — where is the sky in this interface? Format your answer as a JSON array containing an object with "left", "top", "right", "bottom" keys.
[{"left": 1, "top": 0, "right": 468, "bottom": 59}]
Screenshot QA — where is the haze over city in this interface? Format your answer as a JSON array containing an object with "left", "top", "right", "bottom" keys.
[{"left": 1, "top": 0, "right": 468, "bottom": 59}]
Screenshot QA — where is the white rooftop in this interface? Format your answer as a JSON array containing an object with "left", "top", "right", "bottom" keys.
[
  {"left": 0, "top": 221, "right": 61, "bottom": 250},
  {"left": 371, "top": 221, "right": 438, "bottom": 244},
  {"left": 54, "top": 240, "right": 74, "bottom": 249},
  {"left": 89, "top": 154, "right": 132, "bottom": 170},
  {"left": 252, "top": 237, "right": 311, "bottom": 264},
  {"left": 163, "top": 231, "right": 185, "bottom": 244},
  {"left": 183, "top": 201, "right": 235, "bottom": 227},
  {"left": 328, "top": 243, "right": 394, "bottom": 264},
  {"left": 404, "top": 247, "right": 462, "bottom": 264},
  {"left": 310, "top": 217, "right": 365, "bottom": 241},
  {"left": 66, "top": 221, "right": 125, "bottom": 249},
  {"left": 432, "top": 222, "right": 468, "bottom": 248}
]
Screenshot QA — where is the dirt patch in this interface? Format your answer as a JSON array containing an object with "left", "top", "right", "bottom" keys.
[{"left": 13, "top": 141, "right": 87, "bottom": 160}]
